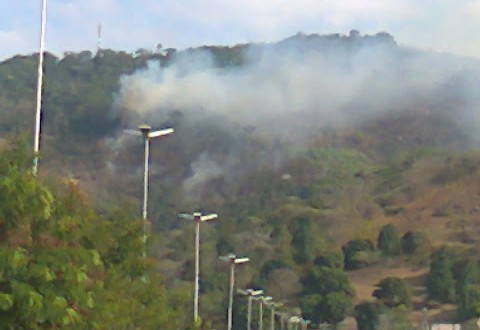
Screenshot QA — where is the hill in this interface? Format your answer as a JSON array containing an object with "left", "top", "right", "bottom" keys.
[{"left": 2, "top": 30, "right": 480, "bottom": 328}]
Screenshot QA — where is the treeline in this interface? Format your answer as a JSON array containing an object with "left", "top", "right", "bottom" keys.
[{"left": 0, "top": 139, "right": 189, "bottom": 329}]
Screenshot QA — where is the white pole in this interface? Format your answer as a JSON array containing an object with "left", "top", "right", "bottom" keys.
[
  {"left": 194, "top": 220, "right": 200, "bottom": 325},
  {"left": 259, "top": 300, "right": 263, "bottom": 330},
  {"left": 227, "top": 263, "right": 235, "bottom": 330},
  {"left": 33, "top": 0, "right": 47, "bottom": 176},
  {"left": 247, "top": 296, "right": 252, "bottom": 330},
  {"left": 142, "top": 136, "right": 149, "bottom": 257},
  {"left": 270, "top": 307, "right": 275, "bottom": 330},
  {"left": 142, "top": 137, "right": 149, "bottom": 221}
]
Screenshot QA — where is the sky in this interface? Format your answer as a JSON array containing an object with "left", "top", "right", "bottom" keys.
[{"left": 1, "top": 0, "right": 480, "bottom": 60}]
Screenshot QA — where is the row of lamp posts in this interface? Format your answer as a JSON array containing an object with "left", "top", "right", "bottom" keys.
[{"left": 124, "top": 124, "right": 311, "bottom": 329}]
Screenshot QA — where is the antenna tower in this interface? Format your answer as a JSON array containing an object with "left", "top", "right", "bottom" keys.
[{"left": 97, "top": 23, "right": 102, "bottom": 51}]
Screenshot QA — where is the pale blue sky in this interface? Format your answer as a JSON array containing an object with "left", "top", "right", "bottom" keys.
[{"left": 1, "top": 0, "right": 480, "bottom": 60}]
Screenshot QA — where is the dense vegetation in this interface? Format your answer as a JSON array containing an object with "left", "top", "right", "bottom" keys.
[{"left": 2, "top": 31, "right": 480, "bottom": 329}]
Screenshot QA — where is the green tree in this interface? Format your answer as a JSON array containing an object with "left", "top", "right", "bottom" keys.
[
  {"left": 354, "top": 302, "right": 381, "bottom": 330},
  {"left": 301, "top": 266, "right": 354, "bottom": 325},
  {"left": 372, "top": 277, "right": 411, "bottom": 307},
  {"left": 342, "top": 239, "right": 375, "bottom": 270},
  {"left": 455, "top": 259, "right": 480, "bottom": 320},
  {"left": 0, "top": 142, "right": 188, "bottom": 329},
  {"left": 314, "top": 250, "right": 344, "bottom": 269},
  {"left": 426, "top": 248, "right": 456, "bottom": 303},
  {"left": 377, "top": 224, "right": 401, "bottom": 257}
]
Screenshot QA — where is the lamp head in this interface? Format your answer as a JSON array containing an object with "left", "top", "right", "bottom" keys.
[{"left": 138, "top": 124, "right": 152, "bottom": 138}]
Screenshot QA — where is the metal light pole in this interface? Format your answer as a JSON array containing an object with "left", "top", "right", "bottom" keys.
[
  {"left": 126, "top": 125, "right": 174, "bottom": 254},
  {"left": 299, "top": 318, "right": 311, "bottom": 330},
  {"left": 179, "top": 212, "right": 218, "bottom": 326},
  {"left": 277, "top": 312, "right": 287, "bottom": 330},
  {"left": 238, "top": 289, "right": 263, "bottom": 330},
  {"left": 33, "top": 0, "right": 48, "bottom": 176},
  {"left": 254, "top": 296, "right": 272, "bottom": 330},
  {"left": 219, "top": 254, "right": 250, "bottom": 330},
  {"left": 288, "top": 316, "right": 301, "bottom": 330},
  {"left": 265, "top": 300, "right": 282, "bottom": 330}
]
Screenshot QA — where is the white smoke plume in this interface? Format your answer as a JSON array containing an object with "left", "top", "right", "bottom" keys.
[
  {"left": 182, "top": 152, "right": 224, "bottom": 199},
  {"left": 115, "top": 32, "right": 480, "bottom": 134},
  {"left": 112, "top": 31, "right": 480, "bottom": 196}
]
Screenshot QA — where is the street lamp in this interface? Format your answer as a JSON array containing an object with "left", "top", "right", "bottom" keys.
[
  {"left": 237, "top": 289, "right": 263, "bottom": 330},
  {"left": 178, "top": 212, "right": 218, "bottom": 326},
  {"left": 126, "top": 125, "right": 174, "bottom": 254},
  {"left": 219, "top": 254, "right": 250, "bottom": 330},
  {"left": 288, "top": 316, "right": 301, "bottom": 330},
  {"left": 265, "top": 300, "right": 283, "bottom": 330},
  {"left": 276, "top": 312, "right": 289, "bottom": 330},
  {"left": 253, "top": 295, "right": 272, "bottom": 330},
  {"left": 299, "top": 318, "right": 311, "bottom": 330}
]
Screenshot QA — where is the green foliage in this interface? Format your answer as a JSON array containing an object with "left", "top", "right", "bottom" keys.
[
  {"left": 301, "top": 292, "right": 351, "bottom": 326},
  {"left": 342, "top": 239, "right": 376, "bottom": 270},
  {"left": 401, "top": 231, "right": 428, "bottom": 255},
  {"left": 0, "top": 143, "right": 188, "bottom": 329},
  {"left": 426, "top": 247, "right": 456, "bottom": 303},
  {"left": 301, "top": 266, "right": 354, "bottom": 325},
  {"left": 455, "top": 259, "right": 480, "bottom": 320},
  {"left": 380, "top": 305, "right": 414, "bottom": 330},
  {"left": 314, "top": 250, "right": 345, "bottom": 269},
  {"left": 372, "top": 277, "right": 411, "bottom": 307},
  {"left": 292, "top": 148, "right": 373, "bottom": 207},
  {"left": 377, "top": 224, "right": 401, "bottom": 257},
  {"left": 354, "top": 301, "right": 381, "bottom": 330}
]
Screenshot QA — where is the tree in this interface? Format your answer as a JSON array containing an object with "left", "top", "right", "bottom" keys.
[
  {"left": 300, "top": 292, "right": 351, "bottom": 326},
  {"left": 372, "top": 277, "right": 411, "bottom": 307},
  {"left": 377, "top": 224, "right": 401, "bottom": 257},
  {"left": 401, "top": 231, "right": 431, "bottom": 265},
  {"left": 0, "top": 142, "right": 188, "bottom": 329},
  {"left": 301, "top": 266, "right": 354, "bottom": 325},
  {"left": 314, "top": 250, "right": 344, "bottom": 269},
  {"left": 342, "top": 239, "right": 376, "bottom": 270},
  {"left": 354, "top": 302, "right": 381, "bottom": 330},
  {"left": 455, "top": 259, "right": 480, "bottom": 320},
  {"left": 426, "top": 248, "right": 456, "bottom": 303}
]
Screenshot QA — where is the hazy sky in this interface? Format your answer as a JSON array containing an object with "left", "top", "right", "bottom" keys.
[{"left": 1, "top": 0, "right": 480, "bottom": 60}]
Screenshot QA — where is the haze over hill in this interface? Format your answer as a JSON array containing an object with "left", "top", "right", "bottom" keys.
[
  {"left": 112, "top": 31, "right": 480, "bottom": 196},
  {"left": 3, "top": 31, "right": 480, "bottom": 328}
]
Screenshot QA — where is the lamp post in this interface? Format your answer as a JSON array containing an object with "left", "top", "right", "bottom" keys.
[
  {"left": 126, "top": 125, "right": 174, "bottom": 254},
  {"left": 179, "top": 212, "right": 218, "bottom": 326},
  {"left": 254, "top": 295, "right": 272, "bottom": 330},
  {"left": 299, "top": 318, "right": 311, "bottom": 330},
  {"left": 265, "top": 300, "right": 283, "bottom": 330},
  {"left": 288, "top": 316, "right": 301, "bottom": 330},
  {"left": 238, "top": 289, "right": 263, "bottom": 330},
  {"left": 33, "top": 0, "right": 48, "bottom": 176},
  {"left": 219, "top": 254, "right": 249, "bottom": 330}
]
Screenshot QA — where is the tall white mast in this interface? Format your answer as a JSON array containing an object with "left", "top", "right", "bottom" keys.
[{"left": 33, "top": 0, "right": 47, "bottom": 176}]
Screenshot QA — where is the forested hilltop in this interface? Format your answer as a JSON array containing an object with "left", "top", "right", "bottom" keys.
[{"left": 2, "top": 31, "right": 480, "bottom": 329}]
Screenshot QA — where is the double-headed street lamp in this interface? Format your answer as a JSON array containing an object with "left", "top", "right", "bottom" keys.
[
  {"left": 126, "top": 125, "right": 174, "bottom": 254},
  {"left": 219, "top": 254, "right": 250, "bottom": 330},
  {"left": 237, "top": 288, "right": 263, "bottom": 330},
  {"left": 178, "top": 212, "right": 218, "bottom": 326}
]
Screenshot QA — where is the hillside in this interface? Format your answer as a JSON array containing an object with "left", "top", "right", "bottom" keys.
[{"left": 2, "top": 31, "right": 480, "bottom": 329}]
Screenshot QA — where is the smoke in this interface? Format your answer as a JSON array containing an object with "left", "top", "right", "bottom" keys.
[
  {"left": 112, "top": 31, "right": 480, "bottom": 197},
  {"left": 182, "top": 152, "right": 224, "bottom": 200}
]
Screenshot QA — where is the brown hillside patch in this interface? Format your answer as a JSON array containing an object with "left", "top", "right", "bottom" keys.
[{"left": 347, "top": 258, "right": 428, "bottom": 304}]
